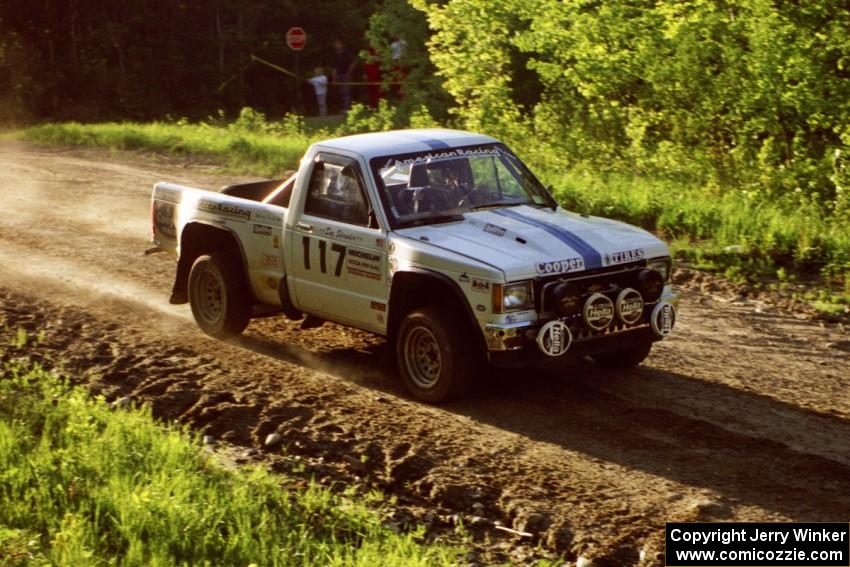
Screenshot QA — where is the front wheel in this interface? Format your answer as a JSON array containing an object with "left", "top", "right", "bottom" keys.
[
  {"left": 188, "top": 254, "right": 251, "bottom": 338},
  {"left": 590, "top": 340, "right": 653, "bottom": 369},
  {"left": 396, "top": 307, "right": 474, "bottom": 403}
]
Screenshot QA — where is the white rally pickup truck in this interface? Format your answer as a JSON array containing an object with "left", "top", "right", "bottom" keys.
[{"left": 150, "top": 129, "right": 678, "bottom": 402}]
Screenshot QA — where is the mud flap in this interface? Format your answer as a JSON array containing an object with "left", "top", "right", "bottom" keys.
[{"left": 277, "top": 275, "right": 303, "bottom": 320}]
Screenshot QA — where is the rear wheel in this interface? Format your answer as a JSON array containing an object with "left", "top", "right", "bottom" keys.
[
  {"left": 188, "top": 254, "right": 250, "bottom": 338},
  {"left": 591, "top": 340, "right": 653, "bottom": 369},
  {"left": 396, "top": 307, "right": 474, "bottom": 403}
]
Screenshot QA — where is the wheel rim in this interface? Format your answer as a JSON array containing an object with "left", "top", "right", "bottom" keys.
[
  {"left": 403, "top": 325, "right": 442, "bottom": 390},
  {"left": 193, "top": 266, "right": 226, "bottom": 326}
]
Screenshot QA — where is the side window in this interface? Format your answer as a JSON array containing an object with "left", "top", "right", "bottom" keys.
[{"left": 304, "top": 161, "right": 370, "bottom": 226}]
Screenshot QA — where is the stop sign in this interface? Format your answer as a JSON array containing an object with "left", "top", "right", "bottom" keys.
[{"left": 286, "top": 27, "right": 307, "bottom": 51}]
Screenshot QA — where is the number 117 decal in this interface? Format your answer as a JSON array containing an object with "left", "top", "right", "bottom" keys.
[{"left": 302, "top": 236, "right": 347, "bottom": 277}]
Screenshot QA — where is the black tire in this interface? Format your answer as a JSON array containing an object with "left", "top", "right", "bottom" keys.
[
  {"left": 591, "top": 340, "right": 653, "bottom": 369},
  {"left": 395, "top": 307, "right": 475, "bottom": 403},
  {"left": 188, "top": 253, "right": 251, "bottom": 338}
]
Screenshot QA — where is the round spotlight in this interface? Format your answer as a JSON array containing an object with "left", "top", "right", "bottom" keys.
[
  {"left": 651, "top": 301, "right": 676, "bottom": 336},
  {"left": 616, "top": 287, "right": 645, "bottom": 325},
  {"left": 583, "top": 293, "right": 615, "bottom": 330},
  {"left": 551, "top": 282, "right": 582, "bottom": 316}
]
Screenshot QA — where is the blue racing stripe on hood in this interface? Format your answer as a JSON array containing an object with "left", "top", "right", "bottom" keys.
[{"left": 493, "top": 208, "right": 603, "bottom": 269}]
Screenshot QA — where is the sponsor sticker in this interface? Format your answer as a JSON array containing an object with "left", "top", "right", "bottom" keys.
[
  {"left": 382, "top": 146, "right": 501, "bottom": 169},
  {"left": 616, "top": 288, "right": 645, "bottom": 325},
  {"left": 483, "top": 223, "right": 506, "bottom": 237},
  {"left": 370, "top": 301, "right": 387, "bottom": 312},
  {"left": 318, "top": 226, "right": 363, "bottom": 242},
  {"left": 471, "top": 279, "right": 490, "bottom": 292},
  {"left": 262, "top": 254, "right": 280, "bottom": 267},
  {"left": 253, "top": 210, "right": 282, "bottom": 224},
  {"left": 154, "top": 202, "right": 177, "bottom": 239},
  {"left": 605, "top": 248, "right": 645, "bottom": 265},
  {"left": 198, "top": 200, "right": 252, "bottom": 221},
  {"left": 272, "top": 235, "right": 280, "bottom": 249},
  {"left": 651, "top": 301, "right": 676, "bottom": 336},
  {"left": 253, "top": 224, "right": 273, "bottom": 236},
  {"left": 476, "top": 304, "right": 486, "bottom": 312},
  {"left": 346, "top": 247, "right": 382, "bottom": 280},
  {"left": 536, "top": 320, "right": 572, "bottom": 357},
  {"left": 536, "top": 257, "right": 585, "bottom": 275},
  {"left": 155, "top": 187, "right": 181, "bottom": 203},
  {"left": 583, "top": 293, "right": 615, "bottom": 330},
  {"left": 458, "top": 272, "right": 470, "bottom": 283}
]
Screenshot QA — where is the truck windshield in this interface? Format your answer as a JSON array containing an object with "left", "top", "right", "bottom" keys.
[{"left": 370, "top": 143, "right": 557, "bottom": 229}]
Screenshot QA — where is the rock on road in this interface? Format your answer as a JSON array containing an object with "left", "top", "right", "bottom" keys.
[{"left": 1, "top": 141, "right": 849, "bottom": 565}]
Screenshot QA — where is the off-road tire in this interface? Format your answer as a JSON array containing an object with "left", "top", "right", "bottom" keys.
[
  {"left": 396, "top": 307, "right": 475, "bottom": 403},
  {"left": 188, "top": 253, "right": 251, "bottom": 338},
  {"left": 591, "top": 340, "right": 653, "bottom": 369}
]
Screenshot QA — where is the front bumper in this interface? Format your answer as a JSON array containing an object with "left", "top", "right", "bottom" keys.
[{"left": 483, "top": 287, "right": 679, "bottom": 352}]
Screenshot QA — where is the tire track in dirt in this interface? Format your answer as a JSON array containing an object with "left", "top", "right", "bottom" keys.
[{"left": 2, "top": 141, "right": 849, "bottom": 565}]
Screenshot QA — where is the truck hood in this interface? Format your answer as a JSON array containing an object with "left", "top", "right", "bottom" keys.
[{"left": 394, "top": 206, "right": 668, "bottom": 281}]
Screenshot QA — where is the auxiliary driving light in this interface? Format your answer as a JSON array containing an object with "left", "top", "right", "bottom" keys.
[
  {"left": 637, "top": 268, "right": 664, "bottom": 302},
  {"left": 582, "top": 293, "right": 615, "bottom": 330},
  {"left": 549, "top": 281, "right": 582, "bottom": 316},
  {"left": 615, "top": 288, "right": 645, "bottom": 325}
]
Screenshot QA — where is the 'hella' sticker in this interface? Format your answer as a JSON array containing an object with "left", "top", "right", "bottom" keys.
[
  {"left": 583, "top": 293, "right": 615, "bottom": 330},
  {"left": 651, "top": 301, "right": 676, "bottom": 336},
  {"left": 616, "top": 288, "right": 644, "bottom": 325},
  {"left": 536, "top": 320, "right": 572, "bottom": 357}
]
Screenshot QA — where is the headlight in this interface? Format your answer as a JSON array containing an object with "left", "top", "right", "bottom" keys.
[
  {"left": 493, "top": 282, "right": 534, "bottom": 313},
  {"left": 647, "top": 257, "right": 672, "bottom": 282}
]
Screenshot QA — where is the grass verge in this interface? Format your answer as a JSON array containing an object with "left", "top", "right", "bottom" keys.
[{"left": 0, "top": 341, "right": 460, "bottom": 566}]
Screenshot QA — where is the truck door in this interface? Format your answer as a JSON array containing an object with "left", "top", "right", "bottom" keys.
[{"left": 288, "top": 154, "right": 388, "bottom": 333}]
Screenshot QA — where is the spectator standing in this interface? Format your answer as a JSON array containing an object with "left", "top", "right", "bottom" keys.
[
  {"left": 389, "top": 35, "right": 407, "bottom": 100},
  {"left": 332, "top": 38, "right": 357, "bottom": 112},
  {"left": 363, "top": 47, "right": 383, "bottom": 109},
  {"left": 307, "top": 67, "right": 328, "bottom": 116}
]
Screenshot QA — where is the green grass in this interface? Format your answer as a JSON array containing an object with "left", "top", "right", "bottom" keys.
[
  {"left": 543, "top": 168, "right": 850, "bottom": 295},
  {"left": 0, "top": 345, "right": 460, "bottom": 566},
  {"left": 20, "top": 110, "right": 320, "bottom": 178},
  {"left": 14, "top": 109, "right": 850, "bottom": 305}
]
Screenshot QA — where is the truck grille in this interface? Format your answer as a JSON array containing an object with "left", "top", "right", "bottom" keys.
[{"left": 534, "top": 260, "right": 652, "bottom": 342}]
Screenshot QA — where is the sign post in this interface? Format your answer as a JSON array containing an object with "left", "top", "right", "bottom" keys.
[{"left": 285, "top": 27, "right": 307, "bottom": 113}]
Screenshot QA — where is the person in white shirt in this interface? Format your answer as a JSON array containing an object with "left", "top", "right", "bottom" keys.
[{"left": 307, "top": 67, "right": 328, "bottom": 116}]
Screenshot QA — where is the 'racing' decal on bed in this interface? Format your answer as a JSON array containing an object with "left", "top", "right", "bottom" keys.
[
  {"left": 492, "top": 209, "right": 603, "bottom": 269},
  {"left": 198, "top": 200, "right": 252, "bottom": 221}
]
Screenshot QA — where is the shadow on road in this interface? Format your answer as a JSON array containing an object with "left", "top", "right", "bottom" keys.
[{"left": 234, "top": 330, "right": 850, "bottom": 523}]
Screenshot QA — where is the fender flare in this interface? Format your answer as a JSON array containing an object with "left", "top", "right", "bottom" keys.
[
  {"left": 173, "top": 221, "right": 256, "bottom": 304},
  {"left": 388, "top": 267, "right": 486, "bottom": 352}
]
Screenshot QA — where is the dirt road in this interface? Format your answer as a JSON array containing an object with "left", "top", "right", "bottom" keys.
[{"left": 2, "top": 141, "right": 849, "bottom": 565}]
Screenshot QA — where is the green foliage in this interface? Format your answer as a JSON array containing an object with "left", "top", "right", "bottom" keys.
[
  {"left": 422, "top": 0, "right": 850, "bottom": 201},
  {"left": 416, "top": 0, "right": 850, "bottom": 277},
  {"left": 0, "top": 348, "right": 459, "bottom": 566},
  {"left": 338, "top": 101, "right": 401, "bottom": 136},
  {"left": 365, "top": 0, "right": 455, "bottom": 122}
]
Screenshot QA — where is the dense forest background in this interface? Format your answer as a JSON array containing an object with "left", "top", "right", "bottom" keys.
[{"left": 2, "top": 0, "right": 849, "bottom": 273}]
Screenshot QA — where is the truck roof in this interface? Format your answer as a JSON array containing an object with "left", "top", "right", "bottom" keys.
[{"left": 312, "top": 128, "right": 500, "bottom": 160}]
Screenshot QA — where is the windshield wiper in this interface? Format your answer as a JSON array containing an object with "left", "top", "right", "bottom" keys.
[
  {"left": 470, "top": 201, "right": 526, "bottom": 211},
  {"left": 395, "top": 213, "right": 465, "bottom": 228}
]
